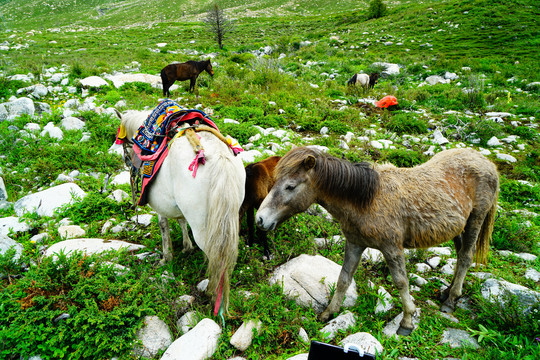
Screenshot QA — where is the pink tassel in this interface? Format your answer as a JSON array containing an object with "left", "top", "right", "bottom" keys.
[
  {"left": 188, "top": 150, "right": 206, "bottom": 177},
  {"left": 231, "top": 146, "right": 243, "bottom": 156}
]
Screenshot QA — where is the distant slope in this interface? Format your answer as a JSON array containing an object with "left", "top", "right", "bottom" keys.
[{"left": 0, "top": 0, "right": 370, "bottom": 30}]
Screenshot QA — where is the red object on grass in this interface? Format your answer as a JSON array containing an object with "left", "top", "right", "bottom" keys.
[{"left": 376, "top": 95, "right": 398, "bottom": 108}]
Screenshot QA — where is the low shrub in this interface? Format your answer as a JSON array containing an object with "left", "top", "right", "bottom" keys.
[
  {"left": 119, "top": 81, "right": 155, "bottom": 94},
  {"left": 229, "top": 52, "right": 255, "bottom": 64},
  {"left": 381, "top": 148, "right": 426, "bottom": 167},
  {"left": 499, "top": 178, "right": 540, "bottom": 207},
  {"left": 220, "top": 121, "right": 258, "bottom": 145},
  {"left": 320, "top": 119, "right": 350, "bottom": 135},
  {"left": 0, "top": 77, "right": 26, "bottom": 100},
  {"left": 464, "top": 119, "right": 505, "bottom": 146},
  {"left": 57, "top": 192, "right": 127, "bottom": 224},
  {"left": 383, "top": 113, "right": 428, "bottom": 134},
  {"left": 491, "top": 212, "right": 539, "bottom": 253}
]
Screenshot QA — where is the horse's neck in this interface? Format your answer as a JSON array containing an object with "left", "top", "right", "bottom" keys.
[{"left": 195, "top": 61, "right": 205, "bottom": 72}]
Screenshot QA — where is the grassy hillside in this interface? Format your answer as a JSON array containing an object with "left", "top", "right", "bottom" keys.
[
  {"left": 0, "top": 0, "right": 370, "bottom": 30},
  {"left": 0, "top": 0, "right": 539, "bottom": 359}
]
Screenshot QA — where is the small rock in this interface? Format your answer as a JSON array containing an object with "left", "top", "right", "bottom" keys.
[
  {"left": 298, "top": 327, "right": 309, "bottom": 343},
  {"left": 133, "top": 315, "right": 173, "bottom": 358},
  {"left": 230, "top": 319, "right": 263, "bottom": 351},
  {"left": 177, "top": 311, "right": 199, "bottom": 335},
  {"left": 415, "top": 263, "right": 432, "bottom": 273},
  {"left": 58, "top": 225, "right": 86, "bottom": 239},
  {"left": 496, "top": 153, "right": 517, "bottom": 162},
  {"left": 197, "top": 279, "right": 209, "bottom": 292},
  {"left": 339, "top": 332, "right": 383, "bottom": 356},
  {"left": 320, "top": 311, "right": 356, "bottom": 340},
  {"left": 427, "top": 256, "right": 441, "bottom": 269},
  {"left": 383, "top": 309, "right": 421, "bottom": 339},
  {"left": 441, "top": 328, "right": 479, "bottom": 349}
]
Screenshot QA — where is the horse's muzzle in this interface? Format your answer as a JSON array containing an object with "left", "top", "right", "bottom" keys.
[{"left": 256, "top": 213, "right": 275, "bottom": 231}]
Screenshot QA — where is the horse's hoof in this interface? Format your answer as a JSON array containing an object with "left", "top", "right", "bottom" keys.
[
  {"left": 440, "top": 303, "right": 454, "bottom": 313},
  {"left": 318, "top": 311, "right": 332, "bottom": 323},
  {"left": 397, "top": 326, "right": 413, "bottom": 336},
  {"left": 439, "top": 287, "right": 451, "bottom": 302}
]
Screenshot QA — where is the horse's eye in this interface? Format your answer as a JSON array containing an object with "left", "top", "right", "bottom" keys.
[{"left": 285, "top": 184, "right": 296, "bottom": 191}]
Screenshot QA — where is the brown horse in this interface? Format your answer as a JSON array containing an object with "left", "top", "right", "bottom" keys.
[
  {"left": 240, "top": 156, "right": 281, "bottom": 257},
  {"left": 256, "top": 147, "right": 499, "bottom": 335},
  {"left": 160, "top": 59, "right": 214, "bottom": 97}
]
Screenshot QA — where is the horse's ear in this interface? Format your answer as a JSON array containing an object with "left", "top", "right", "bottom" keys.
[{"left": 302, "top": 155, "right": 316, "bottom": 170}]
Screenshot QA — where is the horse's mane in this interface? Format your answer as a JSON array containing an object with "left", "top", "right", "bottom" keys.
[
  {"left": 185, "top": 59, "right": 210, "bottom": 69},
  {"left": 277, "top": 147, "right": 379, "bottom": 209}
]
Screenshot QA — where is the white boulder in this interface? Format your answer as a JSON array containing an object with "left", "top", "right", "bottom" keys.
[
  {"left": 160, "top": 318, "right": 221, "bottom": 360},
  {"left": 269, "top": 254, "right": 357, "bottom": 313},
  {"left": 14, "top": 183, "right": 87, "bottom": 217}
]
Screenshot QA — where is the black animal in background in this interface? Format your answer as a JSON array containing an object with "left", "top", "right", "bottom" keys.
[{"left": 347, "top": 72, "right": 380, "bottom": 89}]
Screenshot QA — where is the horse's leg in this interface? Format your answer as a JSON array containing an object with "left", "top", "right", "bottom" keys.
[
  {"left": 383, "top": 248, "right": 416, "bottom": 335},
  {"left": 319, "top": 241, "right": 364, "bottom": 322},
  {"left": 453, "top": 234, "right": 463, "bottom": 254},
  {"left": 440, "top": 212, "right": 485, "bottom": 312},
  {"left": 176, "top": 218, "right": 194, "bottom": 253},
  {"left": 247, "top": 206, "right": 255, "bottom": 246},
  {"left": 161, "top": 72, "right": 172, "bottom": 97},
  {"left": 189, "top": 77, "right": 196, "bottom": 92},
  {"left": 158, "top": 214, "right": 173, "bottom": 264},
  {"left": 257, "top": 227, "right": 271, "bottom": 259}
]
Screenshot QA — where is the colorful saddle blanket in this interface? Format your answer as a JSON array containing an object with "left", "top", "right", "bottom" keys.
[
  {"left": 132, "top": 99, "right": 219, "bottom": 155},
  {"left": 128, "top": 100, "right": 242, "bottom": 206}
]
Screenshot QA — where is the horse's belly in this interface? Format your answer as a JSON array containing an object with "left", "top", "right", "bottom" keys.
[{"left": 404, "top": 211, "right": 468, "bottom": 248}]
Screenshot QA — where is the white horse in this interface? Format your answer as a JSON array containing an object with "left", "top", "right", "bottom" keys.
[{"left": 120, "top": 110, "right": 245, "bottom": 315}]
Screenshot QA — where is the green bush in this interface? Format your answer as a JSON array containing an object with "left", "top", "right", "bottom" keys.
[
  {"left": 367, "top": 0, "right": 387, "bottom": 20},
  {"left": 491, "top": 213, "right": 539, "bottom": 252},
  {"left": 0, "top": 252, "right": 155, "bottom": 359},
  {"left": 220, "top": 122, "right": 258, "bottom": 145},
  {"left": 381, "top": 149, "right": 426, "bottom": 167},
  {"left": 508, "top": 126, "right": 537, "bottom": 141},
  {"left": 320, "top": 119, "right": 349, "bottom": 135},
  {"left": 102, "top": 90, "right": 122, "bottom": 105},
  {"left": 119, "top": 81, "right": 154, "bottom": 94},
  {"left": 220, "top": 105, "right": 265, "bottom": 123},
  {"left": 57, "top": 192, "right": 127, "bottom": 224},
  {"left": 383, "top": 113, "right": 428, "bottom": 134},
  {"left": 229, "top": 52, "right": 255, "bottom": 64},
  {"left": 499, "top": 178, "right": 540, "bottom": 206},
  {"left": 465, "top": 120, "right": 505, "bottom": 146},
  {"left": 0, "top": 77, "right": 26, "bottom": 100}
]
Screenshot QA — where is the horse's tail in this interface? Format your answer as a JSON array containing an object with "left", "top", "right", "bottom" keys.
[
  {"left": 204, "top": 152, "right": 243, "bottom": 316},
  {"left": 475, "top": 188, "right": 499, "bottom": 265}
]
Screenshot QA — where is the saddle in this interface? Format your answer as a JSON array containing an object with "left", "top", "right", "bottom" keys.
[{"left": 123, "top": 100, "right": 242, "bottom": 207}]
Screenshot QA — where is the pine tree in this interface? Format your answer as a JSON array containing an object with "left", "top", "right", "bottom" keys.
[{"left": 204, "top": 3, "right": 235, "bottom": 50}]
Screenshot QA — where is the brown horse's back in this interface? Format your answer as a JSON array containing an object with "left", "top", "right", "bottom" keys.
[
  {"left": 366, "top": 148, "right": 498, "bottom": 249},
  {"left": 242, "top": 156, "right": 281, "bottom": 215},
  {"left": 162, "top": 63, "right": 196, "bottom": 82}
]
